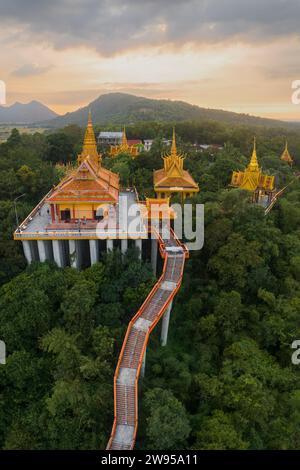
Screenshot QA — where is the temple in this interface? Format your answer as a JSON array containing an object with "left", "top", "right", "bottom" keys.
[
  {"left": 14, "top": 113, "right": 147, "bottom": 270},
  {"left": 47, "top": 110, "right": 119, "bottom": 224},
  {"left": 153, "top": 128, "right": 199, "bottom": 201},
  {"left": 280, "top": 140, "right": 293, "bottom": 165},
  {"left": 14, "top": 112, "right": 200, "bottom": 362},
  {"left": 231, "top": 137, "right": 275, "bottom": 205},
  {"left": 109, "top": 127, "right": 139, "bottom": 158}
]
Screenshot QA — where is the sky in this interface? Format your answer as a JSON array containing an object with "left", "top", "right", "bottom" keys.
[{"left": 1, "top": 0, "right": 300, "bottom": 120}]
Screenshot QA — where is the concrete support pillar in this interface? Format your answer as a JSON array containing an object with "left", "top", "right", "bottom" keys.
[
  {"left": 161, "top": 301, "right": 173, "bottom": 346},
  {"left": 53, "top": 240, "right": 65, "bottom": 268},
  {"left": 69, "top": 240, "right": 78, "bottom": 268},
  {"left": 89, "top": 240, "right": 98, "bottom": 265},
  {"left": 121, "top": 239, "right": 128, "bottom": 255},
  {"left": 44, "top": 240, "right": 54, "bottom": 261},
  {"left": 141, "top": 348, "right": 146, "bottom": 378},
  {"left": 151, "top": 238, "right": 158, "bottom": 276},
  {"left": 107, "top": 239, "right": 113, "bottom": 252},
  {"left": 37, "top": 240, "right": 47, "bottom": 262},
  {"left": 135, "top": 239, "right": 142, "bottom": 260},
  {"left": 22, "top": 240, "right": 33, "bottom": 265}
]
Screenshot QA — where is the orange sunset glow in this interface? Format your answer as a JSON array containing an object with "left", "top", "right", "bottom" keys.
[{"left": 1, "top": 0, "right": 300, "bottom": 120}]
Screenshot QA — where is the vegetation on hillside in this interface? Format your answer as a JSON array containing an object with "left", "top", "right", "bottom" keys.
[{"left": 44, "top": 92, "right": 300, "bottom": 129}]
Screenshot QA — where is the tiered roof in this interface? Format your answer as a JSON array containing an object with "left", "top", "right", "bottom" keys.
[
  {"left": 281, "top": 140, "right": 293, "bottom": 164},
  {"left": 153, "top": 128, "right": 199, "bottom": 193},
  {"left": 110, "top": 127, "right": 139, "bottom": 157},
  {"left": 231, "top": 138, "right": 274, "bottom": 192},
  {"left": 47, "top": 112, "right": 119, "bottom": 205}
]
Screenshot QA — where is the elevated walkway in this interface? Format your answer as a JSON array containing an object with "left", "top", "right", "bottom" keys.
[{"left": 106, "top": 226, "right": 188, "bottom": 450}]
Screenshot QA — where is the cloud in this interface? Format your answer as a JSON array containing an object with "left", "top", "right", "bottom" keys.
[
  {"left": 1, "top": 0, "right": 300, "bottom": 55},
  {"left": 11, "top": 63, "right": 52, "bottom": 77}
]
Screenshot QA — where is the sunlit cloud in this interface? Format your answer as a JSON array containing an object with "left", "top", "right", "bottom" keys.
[{"left": 1, "top": 0, "right": 300, "bottom": 119}]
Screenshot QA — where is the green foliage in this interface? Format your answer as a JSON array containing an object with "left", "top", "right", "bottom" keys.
[
  {"left": 143, "top": 388, "right": 191, "bottom": 450},
  {"left": 0, "top": 251, "right": 153, "bottom": 449},
  {"left": 193, "top": 410, "right": 248, "bottom": 450}
]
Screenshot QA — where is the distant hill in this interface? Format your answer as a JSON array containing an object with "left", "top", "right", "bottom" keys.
[
  {"left": 0, "top": 101, "right": 58, "bottom": 124},
  {"left": 41, "top": 92, "right": 300, "bottom": 129}
]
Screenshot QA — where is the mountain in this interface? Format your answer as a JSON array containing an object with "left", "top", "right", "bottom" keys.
[
  {"left": 0, "top": 101, "right": 58, "bottom": 124},
  {"left": 41, "top": 92, "right": 300, "bottom": 129}
]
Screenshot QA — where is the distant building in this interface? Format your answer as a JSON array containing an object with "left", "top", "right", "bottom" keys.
[
  {"left": 192, "top": 143, "right": 223, "bottom": 152},
  {"left": 144, "top": 138, "right": 172, "bottom": 152},
  {"left": 110, "top": 127, "right": 139, "bottom": 158},
  {"left": 127, "top": 139, "right": 142, "bottom": 146},
  {"left": 98, "top": 131, "right": 122, "bottom": 146},
  {"left": 231, "top": 137, "right": 275, "bottom": 206},
  {"left": 280, "top": 140, "right": 293, "bottom": 165},
  {"left": 144, "top": 139, "right": 153, "bottom": 151}
]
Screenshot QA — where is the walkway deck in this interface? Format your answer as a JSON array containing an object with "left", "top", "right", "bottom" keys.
[{"left": 106, "top": 226, "right": 188, "bottom": 450}]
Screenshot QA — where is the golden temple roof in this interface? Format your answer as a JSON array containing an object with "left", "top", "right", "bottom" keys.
[
  {"left": 47, "top": 157, "right": 119, "bottom": 204},
  {"left": 78, "top": 110, "right": 101, "bottom": 167},
  {"left": 281, "top": 140, "right": 293, "bottom": 164},
  {"left": 140, "top": 198, "right": 176, "bottom": 220},
  {"left": 47, "top": 112, "right": 119, "bottom": 205},
  {"left": 153, "top": 127, "right": 199, "bottom": 193},
  {"left": 231, "top": 137, "right": 275, "bottom": 192},
  {"left": 110, "top": 127, "right": 139, "bottom": 157}
]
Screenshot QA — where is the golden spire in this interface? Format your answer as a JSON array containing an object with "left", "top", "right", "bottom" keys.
[
  {"left": 247, "top": 137, "right": 259, "bottom": 172},
  {"left": 78, "top": 110, "right": 101, "bottom": 166},
  {"left": 281, "top": 139, "right": 293, "bottom": 164},
  {"left": 163, "top": 127, "right": 184, "bottom": 175},
  {"left": 121, "top": 126, "right": 128, "bottom": 147},
  {"left": 171, "top": 126, "right": 177, "bottom": 156}
]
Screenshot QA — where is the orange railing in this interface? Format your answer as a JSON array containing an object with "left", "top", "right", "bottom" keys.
[{"left": 106, "top": 227, "right": 188, "bottom": 450}]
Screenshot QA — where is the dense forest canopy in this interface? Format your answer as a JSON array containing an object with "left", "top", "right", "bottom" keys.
[{"left": 0, "top": 120, "right": 300, "bottom": 449}]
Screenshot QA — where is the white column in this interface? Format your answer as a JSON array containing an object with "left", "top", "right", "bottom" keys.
[
  {"left": 141, "top": 348, "right": 146, "bottom": 378},
  {"left": 161, "top": 301, "right": 173, "bottom": 346},
  {"left": 151, "top": 238, "right": 158, "bottom": 276},
  {"left": 69, "top": 240, "right": 78, "bottom": 268},
  {"left": 22, "top": 240, "right": 32, "bottom": 264},
  {"left": 107, "top": 239, "right": 113, "bottom": 252},
  {"left": 37, "top": 240, "right": 47, "bottom": 262},
  {"left": 44, "top": 240, "right": 54, "bottom": 261},
  {"left": 121, "top": 239, "right": 128, "bottom": 255},
  {"left": 89, "top": 240, "right": 98, "bottom": 265},
  {"left": 135, "top": 239, "right": 142, "bottom": 260},
  {"left": 53, "top": 240, "right": 64, "bottom": 268}
]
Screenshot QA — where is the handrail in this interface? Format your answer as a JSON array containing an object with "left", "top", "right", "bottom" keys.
[{"left": 106, "top": 226, "right": 188, "bottom": 450}]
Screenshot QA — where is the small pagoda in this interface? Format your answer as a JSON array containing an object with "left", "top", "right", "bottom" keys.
[
  {"left": 231, "top": 137, "right": 275, "bottom": 205},
  {"left": 153, "top": 128, "right": 199, "bottom": 202},
  {"left": 280, "top": 140, "right": 293, "bottom": 165},
  {"left": 109, "top": 127, "right": 139, "bottom": 158}
]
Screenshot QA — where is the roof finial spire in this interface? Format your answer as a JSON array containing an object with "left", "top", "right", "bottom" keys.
[
  {"left": 78, "top": 110, "right": 101, "bottom": 166},
  {"left": 122, "top": 126, "right": 128, "bottom": 146},
  {"left": 281, "top": 138, "right": 293, "bottom": 164},
  {"left": 248, "top": 136, "right": 259, "bottom": 171},
  {"left": 171, "top": 126, "right": 177, "bottom": 156},
  {"left": 88, "top": 108, "right": 92, "bottom": 125}
]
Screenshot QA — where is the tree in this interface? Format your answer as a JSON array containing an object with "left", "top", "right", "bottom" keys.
[
  {"left": 144, "top": 388, "right": 190, "bottom": 449},
  {"left": 193, "top": 410, "right": 248, "bottom": 450}
]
